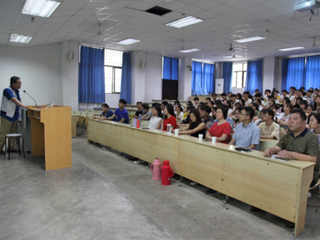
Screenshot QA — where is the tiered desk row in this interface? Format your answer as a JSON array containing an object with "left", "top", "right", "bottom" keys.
[{"left": 87, "top": 119, "right": 315, "bottom": 236}]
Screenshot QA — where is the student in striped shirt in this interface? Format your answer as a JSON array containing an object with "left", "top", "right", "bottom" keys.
[{"left": 264, "top": 109, "right": 319, "bottom": 188}]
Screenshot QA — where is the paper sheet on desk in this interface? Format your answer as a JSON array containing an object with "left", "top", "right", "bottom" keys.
[{"left": 271, "top": 155, "right": 290, "bottom": 161}]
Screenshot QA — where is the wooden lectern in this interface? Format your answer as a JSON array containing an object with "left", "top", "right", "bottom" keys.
[{"left": 27, "top": 105, "right": 72, "bottom": 171}]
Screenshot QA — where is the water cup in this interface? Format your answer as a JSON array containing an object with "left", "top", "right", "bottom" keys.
[
  {"left": 167, "top": 124, "right": 171, "bottom": 133},
  {"left": 199, "top": 134, "right": 203, "bottom": 141},
  {"left": 174, "top": 129, "right": 179, "bottom": 136},
  {"left": 212, "top": 137, "right": 217, "bottom": 145}
]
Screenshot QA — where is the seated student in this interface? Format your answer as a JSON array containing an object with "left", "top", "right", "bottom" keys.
[
  {"left": 199, "top": 105, "right": 214, "bottom": 131},
  {"left": 179, "top": 106, "right": 195, "bottom": 127},
  {"left": 299, "top": 100, "right": 307, "bottom": 111},
  {"left": 229, "top": 107, "right": 261, "bottom": 150},
  {"left": 148, "top": 105, "right": 163, "bottom": 129},
  {"left": 174, "top": 104, "right": 184, "bottom": 121},
  {"left": 211, "top": 93, "right": 217, "bottom": 103},
  {"left": 222, "top": 99, "right": 233, "bottom": 116},
  {"left": 206, "top": 106, "right": 231, "bottom": 143},
  {"left": 231, "top": 106, "right": 242, "bottom": 131},
  {"left": 174, "top": 100, "right": 184, "bottom": 111},
  {"left": 193, "top": 97, "right": 200, "bottom": 108},
  {"left": 263, "top": 109, "right": 319, "bottom": 228},
  {"left": 92, "top": 103, "right": 114, "bottom": 120},
  {"left": 179, "top": 109, "right": 206, "bottom": 138},
  {"left": 205, "top": 97, "right": 211, "bottom": 104},
  {"left": 259, "top": 108, "right": 280, "bottom": 140},
  {"left": 162, "top": 104, "right": 177, "bottom": 132},
  {"left": 160, "top": 101, "right": 168, "bottom": 117},
  {"left": 106, "top": 99, "right": 129, "bottom": 123},
  {"left": 309, "top": 113, "right": 320, "bottom": 137},
  {"left": 278, "top": 103, "right": 292, "bottom": 124},
  {"left": 249, "top": 102, "right": 260, "bottom": 121},
  {"left": 141, "top": 103, "right": 152, "bottom": 120},
  {"left": 305, "top": 104, "right": 313, "bottom": 124},
  {"left": 133, "top": 101, "right": 143, "bottom": 118}
]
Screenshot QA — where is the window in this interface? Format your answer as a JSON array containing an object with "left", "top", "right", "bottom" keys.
[
  {"left": 104, "top": 49, "right": 122, "bottom": 93},
  {"left": 232, "top": 63, "right": 247, "bottom": 88}
]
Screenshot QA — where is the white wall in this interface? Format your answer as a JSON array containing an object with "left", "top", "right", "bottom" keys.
[
  {"left": 105, "top": 93, "right": 120, "bottom": 108},
  {"left": 145, "top": 53, "right": 162, "bottom": 102},
  {"left": 262, "top": 57, "right": 276, "bottom": 92},
  {"left": 131, "top": 51, "right": 146, "bottom": 104},
  {"left": 61, "top": 41, "right": 79, "bottom": 110},
  {"left": 178, "top": 57, "right": 192, "bottom": 100},
  {"left": 0, "top": 43, "right": 62, "bottom": 106}
]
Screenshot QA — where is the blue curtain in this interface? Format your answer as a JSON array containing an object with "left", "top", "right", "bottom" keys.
[
  {"left": 78, "top": 46, "right": 105, "bottom": 103},
  {"left": 281, "top": 57, "right": 305, "bottom": 91},
  {"left": 202, "top": 63, "right": 215, "bottom": 94},
  {"left": 305, "top": 55, "right": 320, "bottom": 90},
  {"left": 191, "top": 61, "right": 203, "bottom": 95},
  {"left": 223, "top": 62, "right": 233, "bottom": 93},
  {"left": 120, "top": 52, "right": 132, "bottom": 103},
  {"left": 245, "top": 60, "right": 262, "bottom": 95},
  {"left": 171, "top": 58, "right": 179, "bottom": 80},
  {"left": 163, "top": 57, "right": 179, "bottom": 80}
]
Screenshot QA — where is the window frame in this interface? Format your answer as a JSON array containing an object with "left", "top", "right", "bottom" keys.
[
  {"left": 104, "top": 49, "right": 122, "bottom": 94},
  {"left": 232, "top": 63, "right": 247, "bottom": 88}
]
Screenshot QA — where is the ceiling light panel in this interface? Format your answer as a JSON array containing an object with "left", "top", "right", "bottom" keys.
[
  {"left": 10, "top": 34, "right": 32, "bottom": 43},
  {"left": 234, "top": 36, "right": 266, "bottom": 43},
  {"left": 179, "top": 48, "right": 200, "bottom": 53},
  {"left": 116, "top": 38, "right": 140, "bottom": 45},
  {"left": 278, "top": 47, "right": 305, "bottom": 51},
  {"left": 166, "top": 16, "right": 203, "bottom": 28},
  {"left": 22, "top": 0, "right": 61, "bottom": 18}
]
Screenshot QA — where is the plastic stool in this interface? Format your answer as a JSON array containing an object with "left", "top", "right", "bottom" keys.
[{"left": 4, "top": 133, "right": 26, "bottom": 160}]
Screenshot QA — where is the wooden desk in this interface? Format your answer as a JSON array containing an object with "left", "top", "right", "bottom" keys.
[
  {"left": 87, "top": 119, "right": 315, "bottom": 236},
  {"left": 71, "top": 114, "right": 79, "bottom": 138},
  {"left": 28, "top": 105, "right": 72, "bottom": 171}
]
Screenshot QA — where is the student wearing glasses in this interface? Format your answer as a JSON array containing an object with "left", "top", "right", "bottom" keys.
[{"left": 229, "top": 107, "right": 261, "bottom": 150}]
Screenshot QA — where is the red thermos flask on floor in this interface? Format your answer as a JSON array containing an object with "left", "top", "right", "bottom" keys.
[{"left": 161, "top": 160, "right": 174, "bottom": 186}]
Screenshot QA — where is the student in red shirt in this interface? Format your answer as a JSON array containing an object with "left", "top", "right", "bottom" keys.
[
  {"left": 206, "top": 105, "right": 231, "bottom": 143},
  {"left": 162, "top": 104, "right": 177, "bottom": 132}
]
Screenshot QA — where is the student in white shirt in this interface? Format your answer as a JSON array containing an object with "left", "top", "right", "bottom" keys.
[
  {"left": 243, "top": 91, "right": 252, "bottom": 106},
  {"left": 278, "top": 103, "right": 292, "bottom": 124},
  {"left": 148, "top": 105, "right": 163, "bottom": 129}
]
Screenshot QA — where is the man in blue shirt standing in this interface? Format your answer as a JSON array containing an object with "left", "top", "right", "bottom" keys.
[
  {"left": 0, "top": 76, "right": 27, "bottom": 154},
  {"left": 107, "top": 99, "right": 129, "bottom": 123},
  {"left": 229, "top": 106, "right": 261, "bottom": 150}
]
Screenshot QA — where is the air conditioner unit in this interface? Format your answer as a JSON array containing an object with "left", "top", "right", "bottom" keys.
[{"left": 294, "top": 0, "right": 320, "bottom": 12}]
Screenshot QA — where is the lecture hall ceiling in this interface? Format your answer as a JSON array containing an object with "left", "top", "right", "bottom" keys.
[{"left": 1, "top": 0, "right": 320, "bottom": 61}]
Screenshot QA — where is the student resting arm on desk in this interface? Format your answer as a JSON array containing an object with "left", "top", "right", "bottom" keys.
[
  {"left": 162, "top": 104, "right": 177, "bottom": 132},
  {"left": 263, "top": 109, "right": 319, "bottom": 198},
  {"left": 206, "top": 106, "right": 231, "bottom": 143},
  {"left": 92, "top": 103, "right": 114, "bottom": 120},
  {"left": 106, "top": 99, "right": 129, "bottom": 123},
  {"left": 179, "top": 109, "right": 205, "bottom": 138}
]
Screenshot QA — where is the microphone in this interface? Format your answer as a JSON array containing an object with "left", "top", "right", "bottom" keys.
[{"left": 23, "top": 90, "right": 37, "bottom": 106}]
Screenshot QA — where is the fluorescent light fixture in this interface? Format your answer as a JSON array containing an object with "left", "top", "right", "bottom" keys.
[
  {"left": 10, "top": 34, "right": 32, "bottom": 43},
  {"left": 234, "top": 36, "right": 266, "bottom": 43},
  {"left": 179, "top": 48, "right": 200, "bottom": 53},
  {"left": 22, "top": 0, "right": 61, "bottom": 18},
  {"left": 116, "top": 38, "right": 140, "bottom": 45},
  {"left": 306, "top": 1, "right": 311, "bottom": 6},
  {"left": 278, "top": 46, "right": 305, "bottom": 51},
  {"left": 166, "top": 16, "right": 203, "bottom": 28}
]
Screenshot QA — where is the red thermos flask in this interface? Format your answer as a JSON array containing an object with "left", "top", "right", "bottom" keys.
[{"left": 161, "top": 160, "right": 174, "bottom": 186}]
